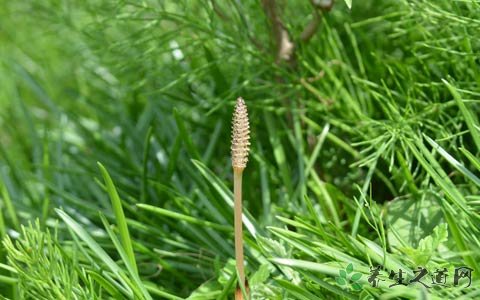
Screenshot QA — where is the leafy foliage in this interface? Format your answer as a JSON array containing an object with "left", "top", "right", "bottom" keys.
[
  {"left": 3, "top": 221, "right": 97, "bottom": 299},
  {"left": 1, "top": 0, "right": 480, "bottom": 299}
]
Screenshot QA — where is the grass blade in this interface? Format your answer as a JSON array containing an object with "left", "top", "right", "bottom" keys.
[
  {"left": 97, "top": 162, "right": 138, "bottom": 275},
  {"left": 137, "top": 203, "right": 231, "bottom": 232},
  {"left": 443, "top": 79, "right": 480, "bottom": 153}
]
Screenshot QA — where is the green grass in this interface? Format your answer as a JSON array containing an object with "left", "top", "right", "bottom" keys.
[{"left": 1, "top": 0, "right": 480, "bottom": 299}]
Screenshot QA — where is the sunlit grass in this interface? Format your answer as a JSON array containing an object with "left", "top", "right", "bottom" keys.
[{"left": 1, "top": 0, "right": 480, "bottom": 299}]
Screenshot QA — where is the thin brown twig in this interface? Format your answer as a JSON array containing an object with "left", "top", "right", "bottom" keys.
[
  {"left": 261, "top": 0, "right": 294, "bottom": 64},
  {"left": 300, "top": 9, "right": 322, "bottom": 43}
]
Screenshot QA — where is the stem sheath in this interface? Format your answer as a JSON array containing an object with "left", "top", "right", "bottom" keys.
[{"left": 233, "top": 167, "right": 245, "bottom": 296}]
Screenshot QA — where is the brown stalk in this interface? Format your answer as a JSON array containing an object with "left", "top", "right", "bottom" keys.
[
  {"left": 231, "top": 97, "right": 250, "bottom": 299},
  {"left": 261, "top": 0, "right": 295, "bottom": 64}
]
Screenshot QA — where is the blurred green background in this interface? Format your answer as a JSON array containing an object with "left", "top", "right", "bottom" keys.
[{"left": 1, "top": 0, "right": 480, "bottom": 299}]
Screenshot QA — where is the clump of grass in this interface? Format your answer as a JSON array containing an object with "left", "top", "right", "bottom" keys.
[
  {"left": 3, "top": 221, "right": 97, "bottom": 299},
  {"left": 231, "top": 97, "right": 251, "bottom": 299},
  {"left": 1, "top": 0, "right": 480, "bottom": 299}
]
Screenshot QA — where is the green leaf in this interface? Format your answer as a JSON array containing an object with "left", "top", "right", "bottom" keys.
[
  {"left": 264, "top": 112, "right": 293, "bottom": 197},
  {"left": 357, "top": 237, "right": 412, "bottom": 277},
  {"left": 186, "top": 279, "right": 221, "bottom": 300},
  {"left": 351, "top": 282, "right": 362, "bottom": 291},
  {"left": 344, "top": 0, "right": 352, "bottom": 9},
  {"left": 0, "top": 274, "right": 18, "bottom": 285},
  {"left": 97, "top": 162, "right": 138, "bottom": 275},
  {"left": 55, "top": 209, "right": 133, "bottom": 297},
  {"left": 425, "top": 135, "right": 480, "bottom": 188},
  {"left": 276, "top": 279, "right": 322, "bottom": 300},
  {"left": 249, "top": 264, "right": 270, "bottom": 286},
  {"left": 191, "top": 159, "right": 259, "bottom": 237},
  {"left": 346, "top": 263, "right": 354, "bottom": 274},
  {"left": 387, "top": 195, "right": 443, "bottom": 250},
  {"left": 405, "top": 138, "right": 470, "bottom": 214},
  {"left": 351, "top": 273, "right": 362, "bottom": 282},
  {"left": 443, "top": 79, "right": 480, "bottom": 153},
  {"left": 99, "top": 214, "right": 153, "bottom": 300},
  {"left": 400, "top": 223, "right": 448, "bottom": 266},
  {"left": 460, "top": 147, "right": 480, "bottom": 172},
  {"left": 336, "top": 277, "right": 346, "bottom": 286},
  {"left": 173, "top": 108, "right": 201, "bottom": 160},
  {"left": 87, "top": 271, "right": 122, "bottom": 298},
  {"left": 0, "top": 181, "right": 19, "bottom": 231},
  {"left": 339, "top": 269, "right": 347, "bottom": 278},
  {"left": 137, "top": 203, "right": 231, "bottom": 232}
]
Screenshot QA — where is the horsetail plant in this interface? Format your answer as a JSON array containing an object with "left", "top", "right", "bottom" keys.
[{"left": 231, "top": 97, "right": 250, "bottom": 299}]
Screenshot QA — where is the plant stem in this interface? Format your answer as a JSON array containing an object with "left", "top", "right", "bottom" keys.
[{"left": 233, "top": 167, "right": 245, "bottom": 297}]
